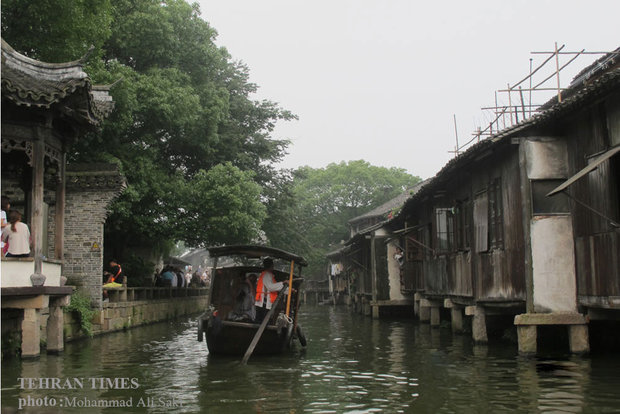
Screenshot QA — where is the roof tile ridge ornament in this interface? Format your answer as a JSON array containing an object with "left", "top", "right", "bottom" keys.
[
  {"left": 1, "top": 39, "right": 88, "bottom": 83},
  {"left": 1, "top": 38, "right": 90, "bottom": 71},
  {"left": 92, "top": 77, "right": 124, "bottom": 92},
  {"left": 2, "top": 37, "right": 116, "bottom": 125},
  {"left": 78, "top": 45, "right": 96, "bottom": 64}
]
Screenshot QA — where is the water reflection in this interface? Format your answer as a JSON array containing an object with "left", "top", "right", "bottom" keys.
[{"left": 2, "top": 306, "right": 620, "bottom": 413}]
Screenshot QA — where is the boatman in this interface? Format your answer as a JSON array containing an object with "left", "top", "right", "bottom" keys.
[{"left": 254, "top": 258, "right": 287, "bottom": 323}]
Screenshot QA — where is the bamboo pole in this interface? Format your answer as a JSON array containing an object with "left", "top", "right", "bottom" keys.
[
  {"left": 453, "top": 114, "right": 459, "bottom": 156},
  {"left": 529, "top": 58, "right": 533, "bottom": 118},
  {"left": 511, "top": 44, "right": 564, "bottom": 89},
  {"left": 285, "top": 260, "right": 295, "bottom": 316},
  {"left": 533, "top": 49, "right": 584, "bottom": 90},
  {"left": 519, "top": 86, "right": 526, "bottom": 119},
  {"left": 555, "top": 42, "right": 562, "bottom": 103},
  {"left": 507, "top": 84, "right": 513, "bottom": 125}
]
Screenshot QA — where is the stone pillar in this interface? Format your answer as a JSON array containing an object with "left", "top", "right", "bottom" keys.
[
  {"left": 120, "top": 276, "right": 128, "bottom": 302},
  {"left": 419, "top": 298, "right": 431, "bottom": 323},
  {"left": 569, "top": 325, "right": 589, "bottom": 354},
  {"left": 46, "top": 296, "right": 70, "bottom": 354},
  {"left": 467, "top": 306, "right": 488, "bottom": 343},
  {"left": 363, "top": 297, "right": 371, "bottom": 316},
  {"left": 451, "top": 308, "right": 463, "bottom": 333},
  {"left": 430, "top": 305, "right": 441, "bottom": 327},
  {"left": 46, "top": 306, "right": 64, "bottom": 353},
  {"left": 21, "top": 308, "right": 41, "bottom": 358},
  {"left": 372, "top": 305, "right": 380, "bottom": 319},
  {"left": 514, "top": 312, "right": 589, "bottom": 356},
  {"left": 445, "top": 299, "right": 463, "bottom": 333},
  {"left": 517, "top": 325, "right": 537, "bottom": 355}
]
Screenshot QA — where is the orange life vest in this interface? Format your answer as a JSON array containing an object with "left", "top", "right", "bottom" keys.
[
  {"left": 110, "top": 265, "right": 122, "bottom": 283},
  {"left": 255, "top": 270, "right": 278, "bottom": 305}
]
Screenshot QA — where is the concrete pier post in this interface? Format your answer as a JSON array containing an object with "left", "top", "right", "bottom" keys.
[
  {"left": 444, "top": 299, "right": 463, "bottom": 333},
  {"left": 363, "top": 298, "right": 371, "bottom": 316},
  {"left": 46, "top": 306, "right": 64, "bottom": 353},
  {"left": 430, "top": 305, "right": 441, "bottom": 327},
  {"left": 414, "top": 292, "right": 422, "bottom": 318},
  {"left": 466, "top": 306, "right": 488, "bottom": 343},
  {"left": 21, "top": 308, "right": 41, "bottom": 358},
  {"left": 451, "top": 308, "right": 463, "bottom": 333},
  {"left": 419, "top": 298, "right": 431, "bottom": 323},
  {"left": 517, "top": 325, "right": 537, "bottom": 355},
  {"left": 514, "top": 312, "right": 589, "bottom": 355},
  {"left": 372, "top": 305, "right": 380, "bottom": 319},
  {"left": 46, "top": 296, "right": 70, "bottom": 354},
  {"left": 569, "top": 325, "right": 590, "bottom": 354}
]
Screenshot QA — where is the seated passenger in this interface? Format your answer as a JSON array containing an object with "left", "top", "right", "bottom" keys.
[{"left": 228, "top": 273, "right": 256, "bottom": 322}]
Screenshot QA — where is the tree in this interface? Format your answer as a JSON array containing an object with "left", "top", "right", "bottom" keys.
[
  {"left": 263, "top": 161, "right": 421, "bottom": 277},
  {"left": 1, "top": 0, "right": 112, "bottom": 62},
  {"left": 181, "top": 163, "right": 266, "bottom": 247},
  {"left": 2, "top": 0, "right": 295, "bottom": 261}
]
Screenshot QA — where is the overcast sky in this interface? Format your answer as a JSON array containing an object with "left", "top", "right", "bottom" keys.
[{"left": 196, "top": 0, "right": 619, "bottom": 179}]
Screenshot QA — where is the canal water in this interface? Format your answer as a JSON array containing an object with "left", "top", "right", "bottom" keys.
[{"left": 2, "top": 305, "right": 620, "bottom": 413}]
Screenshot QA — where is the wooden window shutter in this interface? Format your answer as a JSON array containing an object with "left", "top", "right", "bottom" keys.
[{"left": 473, "top": 191, "right": 489, "bottom": 253}]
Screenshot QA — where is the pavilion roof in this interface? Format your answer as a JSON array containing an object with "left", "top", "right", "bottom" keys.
[{"left": 1, "top": 38, "right": 113, "bottom": 125}]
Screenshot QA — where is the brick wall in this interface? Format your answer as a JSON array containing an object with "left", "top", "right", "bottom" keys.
[{"left": 64, "top": 165, "right": 125, "bottom": 308}]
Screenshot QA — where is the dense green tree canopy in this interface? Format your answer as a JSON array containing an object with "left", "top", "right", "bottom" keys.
[
  {"left": 2, "top": 1, "right": 421, "bottom": 280},
  {"left": 1, "top": 0, "right": 112, "bottom": 61},
  {"left": 264, "top": 161, "right": 421, "bottom": 277},
  {"left": 2, "top": 0, "right": 293, "bottom": 259}
]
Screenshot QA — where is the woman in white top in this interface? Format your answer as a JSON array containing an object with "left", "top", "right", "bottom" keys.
[
  {"left": 1, "top": 196, "right": 9, "bottom": 255},
  {"left": 1, "top": 210, "right": 31, "bottom": 258}
]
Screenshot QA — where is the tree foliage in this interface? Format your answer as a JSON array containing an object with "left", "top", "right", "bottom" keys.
[
  {"left": 1, "top": 0, "right": 112, "bottom": 62},
  {"left": 263, "top": 161, "right": 421, "bottom": 277},
  {"left": 2, "top": 0, "right": 294, "bottom": 259},
  {"left": 2, "top": 1, "right": 422, "bottom": 278}
]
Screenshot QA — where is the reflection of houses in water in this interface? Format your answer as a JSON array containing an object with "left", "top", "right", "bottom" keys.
[
  {"left": 328, "top": 48, "right": 620, "bottom": 355},
  {"left": 1, "top": 38, "right": 121, "bottom": 357}
]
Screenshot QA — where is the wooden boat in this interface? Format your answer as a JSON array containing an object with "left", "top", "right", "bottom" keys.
[{"left": 197, "top": 245, "right": 308, "bottom": 357}]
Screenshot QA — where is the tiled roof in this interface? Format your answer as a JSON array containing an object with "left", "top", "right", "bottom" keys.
[
  {"left": 1, "top": 38, "right": 113, "bottom": 125},
  {"left": 349, "top": 179, "right": 428, "bottom": 224}
]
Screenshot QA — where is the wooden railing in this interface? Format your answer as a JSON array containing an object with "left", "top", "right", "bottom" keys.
[{"left": 106, "top": 286, "right": 209, "bottom": 303}]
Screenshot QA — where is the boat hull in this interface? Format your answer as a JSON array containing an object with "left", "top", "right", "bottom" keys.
[{"left": 205, "top": 318, "right": 293, "bottom": 356}]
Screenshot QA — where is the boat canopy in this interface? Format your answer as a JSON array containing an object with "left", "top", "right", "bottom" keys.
[{"left": 207, "top": 245, "right": 308, "bottom": 267}]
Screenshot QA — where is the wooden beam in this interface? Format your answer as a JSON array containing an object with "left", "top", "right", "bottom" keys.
[
  {"left": 55, "top": 153, "right": 66, "bottom": 260},
  {"left": 31, "top": 137, "right": 45, "bottom": 279}
]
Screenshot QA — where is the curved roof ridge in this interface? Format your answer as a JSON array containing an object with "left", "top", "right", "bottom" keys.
[
  {"left": 1, "top": 38, "right": 114, "bottom": 124},
  {"left": 1, "top": 39, "right": 89, "bottom": 82}
]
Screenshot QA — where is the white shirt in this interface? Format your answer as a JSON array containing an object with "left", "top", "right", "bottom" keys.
[
  {"left": 0, "top": 210, "right": 6, "bottom": 249},
  {"left": 1, "top": 221, "right": 30, "bottom": 255}
]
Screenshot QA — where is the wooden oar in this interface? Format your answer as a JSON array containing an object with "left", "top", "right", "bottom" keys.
[{"left": 241, "top": 288, "right": 286, "bottom": 364}]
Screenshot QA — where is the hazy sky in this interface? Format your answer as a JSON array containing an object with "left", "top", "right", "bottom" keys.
[{"left": 196, "top": 1, "right": 619, "bottom": 179}]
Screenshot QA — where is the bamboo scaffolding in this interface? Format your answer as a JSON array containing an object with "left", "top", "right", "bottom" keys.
[{"left": 457, "top": 43, "right": 610, "bottom": 155}]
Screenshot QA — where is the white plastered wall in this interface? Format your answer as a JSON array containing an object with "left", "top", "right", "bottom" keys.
[
  {"left": 530, "top": 216, "right": 577, "bottom": 312},
  {"left": 387, "top": 243, "right": 405, "bottom": 301},
  {"left": 524, "top": 138, "right": 577, "bottom": 312}
]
